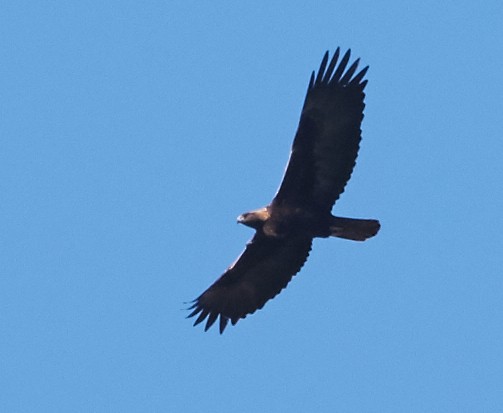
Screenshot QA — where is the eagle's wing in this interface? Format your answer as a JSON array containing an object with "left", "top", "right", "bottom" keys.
[
  {"left": 273, "top": 48, "right": 368, "bottom": 214},
  {"left": 188, "top": 233, "right": 312, "bottom": 333}
]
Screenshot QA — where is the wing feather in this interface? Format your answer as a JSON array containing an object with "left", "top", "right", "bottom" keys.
[
  {"left": 315, "top": 51, "right": 329, "bottom": 84},
  {"left": 322, "top": 47, "right": 340, "bottom": 84},
  {"left": 188, "top": 233, "right": 312, "bottom": 333},
  {"left": 340, "top": 58, "right": 360, "bottom": 84},
  {"left": 331, "top": 49, "right": 351, "bottom": 82}
]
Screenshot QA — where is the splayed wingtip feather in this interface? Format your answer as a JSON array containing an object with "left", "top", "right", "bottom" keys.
[
  {"left": 204, "top": 312, "right": 218, "bottom": 331},
  {"left": 331, "top": 49, "right": 351, "bottom": 83}
]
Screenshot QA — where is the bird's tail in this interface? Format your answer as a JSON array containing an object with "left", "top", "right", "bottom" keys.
[{"left": 329, "top": 216, "right": 380, "bottom": 241}]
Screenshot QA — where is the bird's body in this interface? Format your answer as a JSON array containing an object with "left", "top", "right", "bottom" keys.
[{"left": 188, "top": 48, "right": 380, "bottom": 333}]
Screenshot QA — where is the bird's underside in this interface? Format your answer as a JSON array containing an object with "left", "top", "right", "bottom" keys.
[{"left": 188, "top": 48, "right": 380, "bottom": 333}]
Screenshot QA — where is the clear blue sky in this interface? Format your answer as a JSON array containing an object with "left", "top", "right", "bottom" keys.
[{"left": 2, "top": 1, "right": 503, "bottom": 412}]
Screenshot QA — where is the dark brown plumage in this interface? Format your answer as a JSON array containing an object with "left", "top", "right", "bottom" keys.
[{"left": 188, "top": 48, "right": 380, "bottom": 333}]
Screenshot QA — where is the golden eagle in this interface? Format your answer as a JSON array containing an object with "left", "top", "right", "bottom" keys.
[{"left": 188, "top": 48, "right": 380, "bottom": 333}]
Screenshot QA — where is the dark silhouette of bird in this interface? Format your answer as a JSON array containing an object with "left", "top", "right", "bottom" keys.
[{"left": 188, "top": 48, "right": 380, "bottom": 333}]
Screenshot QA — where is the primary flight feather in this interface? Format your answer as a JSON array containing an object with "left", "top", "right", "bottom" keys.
[{"left": 188, "top": 48, "right": 380, "bottom": 333}]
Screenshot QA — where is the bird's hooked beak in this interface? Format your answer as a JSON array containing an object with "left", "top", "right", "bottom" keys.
[{"left": 237, "top": 214, "right": 245, "bottom": 224}]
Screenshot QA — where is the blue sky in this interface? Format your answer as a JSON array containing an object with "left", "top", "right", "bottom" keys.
[{"left": 2, "top": 1, "right": 503, "bottom": 412}]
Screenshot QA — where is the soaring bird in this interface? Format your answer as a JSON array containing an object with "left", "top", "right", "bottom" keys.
[{"left": 188, "top": 48, "right": 380, "bottom": 333}]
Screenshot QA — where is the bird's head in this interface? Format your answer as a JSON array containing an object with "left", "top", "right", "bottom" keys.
[{"left": 237, "top": 207, "right": 270, "bottom": 229}]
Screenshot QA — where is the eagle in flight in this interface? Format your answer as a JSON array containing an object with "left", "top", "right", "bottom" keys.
[{"left": 188, "top": 48, "right": 380, "bottom": 333}]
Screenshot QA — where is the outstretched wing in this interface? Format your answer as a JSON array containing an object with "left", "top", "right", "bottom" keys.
[
  {"left": 273, "top": 48, "right": 368, "bottom": 214},
  {"left": 188, "top": 233, "right": 312, "bottom": 333}
]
